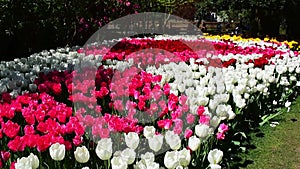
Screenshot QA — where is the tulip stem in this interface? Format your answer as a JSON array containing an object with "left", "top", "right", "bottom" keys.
[{"left": 104, "top": 160, "right": 111, "bottom": 169}]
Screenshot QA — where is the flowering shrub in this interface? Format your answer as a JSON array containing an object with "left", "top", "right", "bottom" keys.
[{"left": 0, "top": 35, "right": 300, "bottom": 169}]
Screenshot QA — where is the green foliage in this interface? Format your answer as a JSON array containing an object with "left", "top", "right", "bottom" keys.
[
  {"left": 156, "top": 0, "right": 195, "bottom": 13},
  {"left": 195, "top": 0, "right": 300, "bottom": 38},
  {"left": 0, "top": 0, "right": 140, "bottom": 59}
]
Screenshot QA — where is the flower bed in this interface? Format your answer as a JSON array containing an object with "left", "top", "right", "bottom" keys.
[{"left": 0, "top": 35, "right": 300, "bottom": 169}]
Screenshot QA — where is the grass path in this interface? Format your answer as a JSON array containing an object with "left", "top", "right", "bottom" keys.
[{"left": 243, "top": 96, "right": 300, "bottom": 169}]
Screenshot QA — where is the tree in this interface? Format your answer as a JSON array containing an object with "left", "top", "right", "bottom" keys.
[
  {"left": 0, "top": 0, "right": 140, "bottom": 60},
  {"left": 283, "top": 0, "right": 300, "bottom": 40},
  {"left": 195, "top": 0, "right": 288, "bottom": 37}
]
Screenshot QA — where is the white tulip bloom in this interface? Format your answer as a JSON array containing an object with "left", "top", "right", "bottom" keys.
[
  {"left": 248, "top": 78, "right": 257, "bottom": 88},
  {"left": 144, "top": 126, "right": 156, "bottom": 139},
  {"left": 74, "top": 146, "right": 90, "bottom": 163},
  {"left": 96, "top": 138, "right": 113, "bottom": 160},
  {"left": 188, "top": 136, "right": 201, "bottom": 151},
  {"left": 146, "top": 162, "right": 160, "bottom": 169},
  {"left": 15, "top": 153, "right": 39, "bottom": 169},
  {"left": 295, "top": 67, "right": 300, "bottom": 73},
  {"left": 215, "top": 104, "right": 228, "bottom": 120},
  {"left": 243, "top": 93, "right": 250, "bottom": 100},
  {"left": 125, "top": 132, "right": 140, "bottom": 149},
  {"left": 234, "top": 95, "right": 246, "bottom": 108},
  {"left": 178, "top": 148, "right": 191, "bottom": 167},
  {"left": 141, "top": 152, "right": 155, "bottom": 166},
  {"left": 164, "top": 151, "right": 179, "bottom": 169},
  {"left": 27, "top": 153, "right": 39, "bottom": 169},
  {"left": 134, "top": 160, "right": 147, "bottom": 169},
  {"left": 216, "top": 83, "right": 225, "bottom": 94},
  {"left": 121, "top": 148, "right": 136, "bottom": 165},
  {"left": 227, "top": 109, "right": 236, "bottom": 120},
  {"left": 165, "top": 130, "right": 181, "bottom": 150},
  {"left": 209, "top": 164, "right": 222, "bottom": 169},
  {"left": 195, "top": 124, "right": 210, "bottom": 138},
  {"left": 193, "top": 72, "right": 201, "bottom": 79},
  {"left": 280, "top": 77, "right": 290, "bottom": 86},
  {"left": 285, "top": 101, "right": 291, "bottom": 108},
  {"left": 199, "top": 65, "right": 207, "bottom": 75},
  {"left": 276, "top": 65, "right": 287, "bottom": 74},
  {"left": 210, "top": 116, "right": 221, "bottom": 128},
  {"left": 111, "top": 156, "right": 128, "bottom": 169},
  {"left": 207, "top": 86, "right": 216, "bottom": 96},
  {"left": 207, "top": 149, "right": 223, "bottom": 165},
  {"left": 177, "top": 83, "right": 186, "bottom": 93},
  {"left": 148, "top": 134, "right": 164, "bottom": 152},
  {"left": 49, "top": 143, "right": 66, "bottom": 161},
  {"left": 290, "top": 75, "right": 297, "bottom": 81},
  {"left": 197, "top": 96, "right": 210, "bottom": 106},
  {"left": 208, "top": 99, "right": 218, "bottom": 111},
  {"left": 15, "top": 157, "right": 32, "bottom": 169}
]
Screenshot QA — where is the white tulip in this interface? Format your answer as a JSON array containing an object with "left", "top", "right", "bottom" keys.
[
  {"left": 193, "top": 72, "right": 201, "bottom": 79},
  {"left": 125, "top": 132, "right": 140, "bottom": 149},
  {"left": 144, "top": 126, "right": 156, "bottom": 139},
  {"left": 96, "top": 138, "right": 113, "bottom": 160},
  {"left": 244, "top": 93, "right": 250, "bottom": 100},
  {"left": 27, "top": 153, "right": 39, "bottom": 169},
  {"left": 175, "top": 166, "right": 184, "bottom": 169},
  {"left": 146, "top": 162, "right": 160, "bottom": 169},
  {"left": 111, "top": 156, "right": 128, "bottom": 169},
  {"left": 248, "top": 78, "right": 257, "bottom": 88},
  {"left": 164, "top": 151, "right": 179, "bottom": 169},
  {"left": 290, "top": 76, "right": 297, "bottom": 81},
  {"left": 15, "top": 157, "right": 32, "bottom": 169},
  {"left": 49, "top": 143, "right": 66, "bottom": 161},
  {"left": 215, "top": 104, "right": 228, "bottom": 120},
  {"left": 165, "top": 130, "right": 181, "bottom": 150},
  {"left": 15, "top": 153, "right": 39, "bottom": 169},
  {"left": 148, "top": 134, "right": 164, "bottom": 152},
  {"left": 276, "top": 65, "right": 287, "bottom": 74},
  {"left": 197, "top": 96, "right": 209, "bottom": 106},
  {"left": 188, "top": 136, "right": 201, "bottom": 151},
  {"left": 207, "top": 149, "right": 223, "bottom": 164},
  {"left": 227, "top": 110, "right": 236, "bottom": 120},
  {"left": 141, "top": 152, "right": 155, "bottom": 166},
  {"left": 296, "top": 67, "right": 300, "bottom": 73},
  {"left": 207, "top": 86, "right": 216, "bottom": 95},
  {"left": 210, "top": 116, "right": 221, "bottom": 128},
  {"left": 225, "top": 83, "right": 234, "bottom": 93},
  {"left": 208, "top": 99, "right": 218, "bottom": 111},
  {"left": 195, "top": 124, "right": 210, "bottom": 138},
  {"left": 199, "top": 65, "right": 207, "bottom": 75},
  {"left": 209, "top": 164, "right": 222, "bottom": 169},
  {"left": 234, "top": 96, "right": 246, "bottom": 108},
  {"left": 216, "top": 83, "right": 225, "bottom": 94},
  {"left": 285, "top": 101, "right": 291, "bottom": 108},
  {"left": 134, "top": 160, "right": 147, "bottom": 169},
  {"left": 178, "top": 148, "right": 191, "bottom": 166},
  {"left": 121, "top": 148, "right": 136, "bottom": 165},
  {"left": 74, "top": 146, "right": 90, "bottom": 163},
  {"left": 177, "top": 83, "right": 186, "bottom": 93}
]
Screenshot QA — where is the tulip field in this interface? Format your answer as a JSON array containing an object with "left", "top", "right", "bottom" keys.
[{"left": 0, "top": 34, "right": 300, "bottom": 169}]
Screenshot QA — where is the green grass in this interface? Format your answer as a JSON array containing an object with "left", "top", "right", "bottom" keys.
[{"left": 241, "top": 96, "right": 300, "bottom": 169}]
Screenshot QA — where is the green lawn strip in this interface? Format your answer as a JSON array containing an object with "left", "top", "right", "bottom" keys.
[{"left": 243, "top": 96, "right": 300, "bottom": 169}]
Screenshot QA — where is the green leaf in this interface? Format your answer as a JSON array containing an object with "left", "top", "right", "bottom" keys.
[
  {"left": 233, "top": 141, "right": 241, "bottom": 146},
  {"left": 240, "top": 146, "right": 246, "bottom": 152}
]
